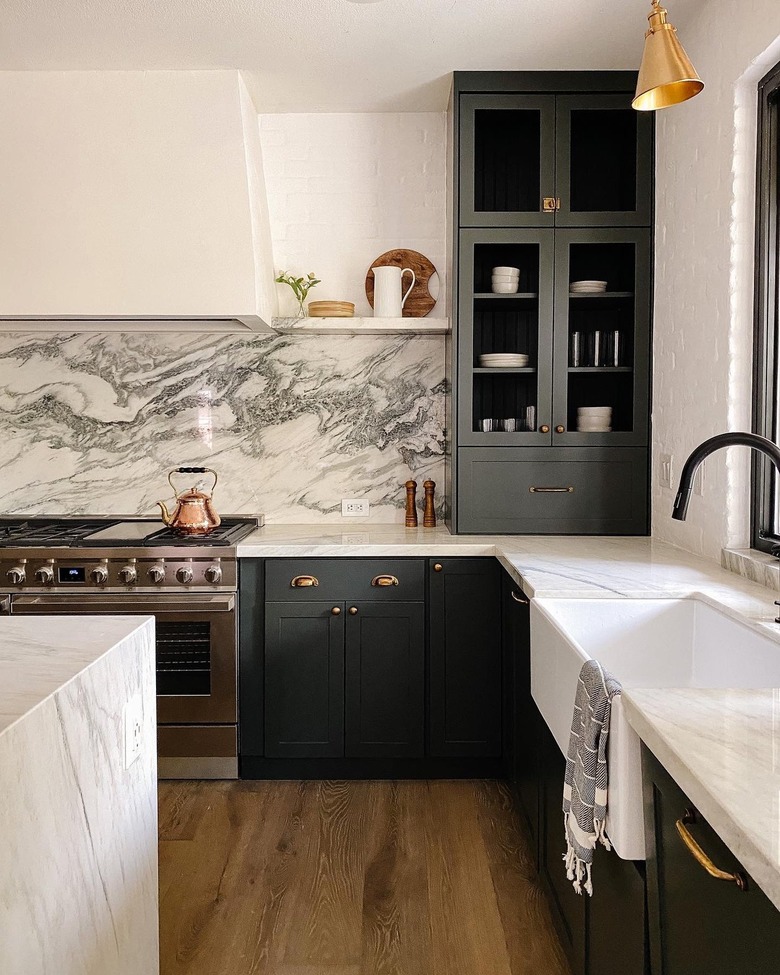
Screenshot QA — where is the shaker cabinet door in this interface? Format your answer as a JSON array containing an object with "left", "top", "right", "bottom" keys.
[{"left": 264, "top": 601, "right": 345, "bottom": 758}]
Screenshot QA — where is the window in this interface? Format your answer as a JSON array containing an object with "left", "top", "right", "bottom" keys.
[{"left": 752, "top": 60, "right": 780, "bottom": 553}]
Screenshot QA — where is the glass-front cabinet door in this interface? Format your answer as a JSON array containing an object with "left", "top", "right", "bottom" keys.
[
  {"left": 458, "top": 228, "right": 555, "bottom": 446},
  {"left": 551, "top": 228, "right": 651, "bottom": 447},
  {"left": 555, "top": 94, "right": 653, "bottom": 227},
  {"left": 459, "top": 95, "right": 556, "bottom": 227}
]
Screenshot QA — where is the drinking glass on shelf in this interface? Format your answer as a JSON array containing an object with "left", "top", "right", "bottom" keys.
[
  {"left": 502, "top": 418, "right": 517, "bottom": 432},
  {"left": 570, "top": 332, "right": 582, "bottom": 367},
  {"left": 525, "top": 405, "right": 536, "bottom": 432},
  {"left": 612, "top": 329, "right": 623, "bottom": 367},
  {"left": 479, "top": 418, "right": 495, "bottom": 432},
  {"left": 593, "top": 329, "right": 603, "bottom": 367}
]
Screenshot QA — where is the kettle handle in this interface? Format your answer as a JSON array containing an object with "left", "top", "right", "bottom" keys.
[{"left": 168, "top": 467, "right": 218, "bottom": 495}]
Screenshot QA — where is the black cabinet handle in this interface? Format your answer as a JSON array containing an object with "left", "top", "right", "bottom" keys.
[{"left": 529, "top": 486, "right": 574, "bottom": 494}]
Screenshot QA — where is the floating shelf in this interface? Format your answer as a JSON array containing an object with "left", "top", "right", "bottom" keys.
[
  {"left": 568, "top": 292, "right": 633, "bottom": 299},
  {"left": 272, "top": 316, "right": 449, "bottom": 335},
  {"left": 568, "top": 366, "right": 633, "bottom": 373}
]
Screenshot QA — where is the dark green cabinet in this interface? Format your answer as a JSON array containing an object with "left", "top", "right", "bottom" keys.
[
  {"left": 345, "top": 601, "right": 425, "bottom": 759},
  {"left": 264, "top": 601, "right": 345, "bottom": 758},
  {"left": 448, "top": 72, "right": 652, "bottom": 535},
  {"left": 459, "top": 87, "right": 652, "bottom": 229},
  {"left": 428, "top": 558, "right": 502, "bottom": 757},
  {"left": 643, "top": 746, "right": 780, "bottom": 975}
]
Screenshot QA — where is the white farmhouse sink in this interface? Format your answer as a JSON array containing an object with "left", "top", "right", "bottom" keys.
[{"left": 531, "top": 597, "right": 780, "bottom": 860}]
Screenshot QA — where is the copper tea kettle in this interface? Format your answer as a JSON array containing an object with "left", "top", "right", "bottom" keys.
[{"left": 157, "top": 467, "right": 221, "bottom": 535}]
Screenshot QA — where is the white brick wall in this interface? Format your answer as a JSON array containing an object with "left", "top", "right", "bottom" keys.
[
  {"left": 259, "top": 112, "right": 446, "bottom": 317},
  {"left": 652, "top": 2, "right": 780, "bottom": 561}
]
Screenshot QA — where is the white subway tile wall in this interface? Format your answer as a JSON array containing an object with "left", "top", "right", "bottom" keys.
[{"left": 259, "top": 113, "right": 447, "bottom": 318}]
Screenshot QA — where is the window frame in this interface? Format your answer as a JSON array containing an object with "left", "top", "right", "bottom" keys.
[{"left": 751, "top": 59, "right": 780, "bottom": 554}]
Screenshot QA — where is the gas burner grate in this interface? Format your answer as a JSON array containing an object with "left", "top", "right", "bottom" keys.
[
  {"left": 0, "top": 519, "right": 115, "bottom": 546},
  {"left": 142, "top": 520, "right": 259, "bottom": 547}
]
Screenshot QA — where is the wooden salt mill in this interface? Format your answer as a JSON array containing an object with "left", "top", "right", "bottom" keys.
[
  {"left": 423, "top": 480, "right": 437, "bottom": 528},
  {"left": 405, "top": 480, "right": 418, "bottom": 528}
]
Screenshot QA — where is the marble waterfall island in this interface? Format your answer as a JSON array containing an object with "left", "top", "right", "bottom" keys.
[{"left": 0, "top": 616, "right": 158, "bottom": 975}]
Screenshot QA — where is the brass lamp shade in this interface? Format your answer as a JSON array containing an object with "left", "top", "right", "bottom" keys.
[{"left": 632, "top": 0, "right": 704, "bottom": 111}]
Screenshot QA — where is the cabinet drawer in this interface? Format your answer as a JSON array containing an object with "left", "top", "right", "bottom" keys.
[
  {"left": 265, "top": 558, "right": 425, "bottom": 602},
  {"left": 457, "top": 447, "right": 648, "bottom": 534}
]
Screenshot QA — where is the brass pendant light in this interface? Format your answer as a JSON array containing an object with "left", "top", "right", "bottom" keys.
[{"left": 632, "top": 0, "right": 704, "bottom": 111}]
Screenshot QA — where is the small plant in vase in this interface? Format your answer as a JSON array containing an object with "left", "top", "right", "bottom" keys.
[{"left": 275, "top": 271, "right": 321, "bottom": 318}]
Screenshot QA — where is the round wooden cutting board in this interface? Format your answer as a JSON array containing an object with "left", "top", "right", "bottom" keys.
[{"left": 365, "top": 249, "right": 438, "bottom": 318}]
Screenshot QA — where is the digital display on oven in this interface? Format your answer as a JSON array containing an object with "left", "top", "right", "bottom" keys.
[{"left": 58, "top": 566, "right": 86, "bottom": 584}]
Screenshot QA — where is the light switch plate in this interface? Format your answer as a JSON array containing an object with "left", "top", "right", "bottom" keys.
[
  {"left": 123, "top": 695, "right": 143, "bottom": 769},
  {"left": 659, "top": 453, "right": 673, "bottom": 489}
]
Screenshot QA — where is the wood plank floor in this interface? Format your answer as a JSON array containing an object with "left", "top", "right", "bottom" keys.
[{"left": 158, "top": 780, "right": 571, "bottom": 975}]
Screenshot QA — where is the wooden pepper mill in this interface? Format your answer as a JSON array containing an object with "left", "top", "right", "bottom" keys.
[
  {"left": 423, "top": 480, "right": 437, "bottom": 528},
  {"left": 405, "top": 480, "right": 418, "bottom": 528}
]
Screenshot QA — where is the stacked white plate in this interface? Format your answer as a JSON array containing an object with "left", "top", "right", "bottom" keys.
[
  {"left": 492, "top": 266, "right": 520, "bottom": 294},
  {"left": 570, "top": 280, "right": 608, "bottom": 294},
  {"left": 577, "top": 406, "right": 612, "bottom": 432},
  {"left": 479, "top": 353, "right": 529, "bottom": 368}
]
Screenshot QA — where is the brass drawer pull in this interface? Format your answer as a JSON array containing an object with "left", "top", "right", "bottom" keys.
[
  {"left": 529, "top": 486, "right": 575, "bottom": 494},
  {"left": 371, "top": 574, "right": 399, "bottom": 587},
  {"left": 511, "top": 591, "right": 529, "bottom": 604},
  {"left": 291, "top": 575, "right": 319, "bottom": 588},
  {"left": 675, "top": 809, "right": 748, "bottom": 891}
]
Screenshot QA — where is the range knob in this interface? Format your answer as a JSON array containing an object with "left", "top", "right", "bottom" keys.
[
  {"left": 91, "top": 565, "right": 109, "bottom": 585},
  {"left": 7, "top": 566, "right": 26, "bottom": 584},
  {"left": 35, "top": 565, "right": 54, "bottom": 585},
  {"left": 148, "top": 564, "right": 165, "bottom": 584},
  {"left": 118, "top": 564, "right": 137, "bottom": 585},
  {"left": 176, "top": 566, "right": 194, "bottom": 585},
  {"left": 204, "top": 564, "right": 222, "bottom": 584}
]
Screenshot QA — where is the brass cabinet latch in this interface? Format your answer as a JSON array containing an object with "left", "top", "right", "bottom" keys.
[{"left": 542, "top": 197, "right": 561, "bottom": 212}]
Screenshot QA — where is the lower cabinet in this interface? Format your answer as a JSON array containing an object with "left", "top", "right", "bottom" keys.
[
  {"left": 429, "top": 558, "right": 502, "bottom": 757},
  {"left": 643, "top": 746, "right": 780, "bottom": 975},
  {"left": 265, "top": 599, "right": 425, "bottom": 759},
  {"left": 504, "top": 566, "right": 647, "bottom": 975}
]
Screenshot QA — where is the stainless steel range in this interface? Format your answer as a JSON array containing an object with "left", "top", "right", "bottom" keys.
[{"left": 0, "top": 515, "right": 262, "bottom": 779}]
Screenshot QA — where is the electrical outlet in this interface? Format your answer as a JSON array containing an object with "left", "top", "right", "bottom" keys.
[
  {"left": 341, "top": 499, "right": 369, "bottom": 518},
  {"left": 659, "top": 453, "right": 673, "bottom": 489},
  {"left": 124, "top": 695, "right": 143, "bottom": 770}
]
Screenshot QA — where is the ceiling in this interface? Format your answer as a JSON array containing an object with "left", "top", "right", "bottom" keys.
[{"left": 0, "top": 0, "right": 706, "bottom": 113}]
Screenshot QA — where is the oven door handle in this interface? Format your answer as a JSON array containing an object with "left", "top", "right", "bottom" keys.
[{"left": 10, "top": 594, "right": 235, "bottom": 614}]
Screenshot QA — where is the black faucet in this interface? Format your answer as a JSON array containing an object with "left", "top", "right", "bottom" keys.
[{"left": 672, "top": 432, "right": 780, "bottom": 521}]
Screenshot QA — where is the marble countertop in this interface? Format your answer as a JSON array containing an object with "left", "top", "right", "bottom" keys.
[
  {"left": 238, "top": 526, "right": 780, "bottom": 638},
  {"left": 623, "top": 688, "right": 780, "bottom": 910},
  {"left": 0, "top": 615, "right": 153, "bottom": 736},
  {"left": 239, "top": 524, "right": 780, "bottom": 903}
]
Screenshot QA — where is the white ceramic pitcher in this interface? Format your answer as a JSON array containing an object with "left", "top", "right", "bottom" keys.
[{"left": 372, "top": 265, "right": 416, "bottom": 317}]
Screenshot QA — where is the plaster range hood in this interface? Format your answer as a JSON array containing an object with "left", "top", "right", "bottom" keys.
[{"left": 0, "top": 70, "right": 278, "bottom": 332}]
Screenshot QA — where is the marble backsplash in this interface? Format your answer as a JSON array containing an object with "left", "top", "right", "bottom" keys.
[{"left": 0, "top": 331, "right": 446, "bottom": 522}]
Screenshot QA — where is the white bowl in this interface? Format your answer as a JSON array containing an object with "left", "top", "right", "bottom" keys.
[
  {"left": 491, "top": 276, "right": 520, "bottom": 285},
  {"left": 577, "top": 424, "right": 612, "bottom": 432},
  {"left": 492, "top": 266, "right": 520, "bottom": 275},
  {"left": 491, "top": 282, "right": 519, "bottom": 294},
  {"left": 578, "top": 406, "right": 612, "bottom": 416},
  {"left": 492, "top": 274, "right": 520, "bottom": 282}
]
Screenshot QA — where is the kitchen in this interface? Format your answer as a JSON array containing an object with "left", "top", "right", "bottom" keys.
[{"left": 2, "top": 0, "right": 780, "bottom": 973}]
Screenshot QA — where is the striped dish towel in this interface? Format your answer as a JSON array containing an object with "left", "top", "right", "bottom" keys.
[{"left": 562, "top": 658, "right": 622, "bottom": 896}]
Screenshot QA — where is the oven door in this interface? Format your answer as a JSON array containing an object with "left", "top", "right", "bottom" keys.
[{"left": 10, "top": 593, "right": 237, "bottom": 724}]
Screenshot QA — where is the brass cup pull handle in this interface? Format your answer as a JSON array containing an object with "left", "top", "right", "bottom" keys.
[
  {"left": 529, "top": 486, "right": 575, "bottom": 494},
  {"left": 371, "top": 574, "right": 399, "bottom": 587},
  {"left": 291, "top": 575, "right": 319, "bottom": 588},
  {"left": 675, "top": 809, "right": 748, "bottom": 891},
  {"left": 511, "top": 591, "right": 529, "bottom": 604}
]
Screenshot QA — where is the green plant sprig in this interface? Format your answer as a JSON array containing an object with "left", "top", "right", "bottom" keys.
[{"left": 275, "top": 271, "right": 321, "bottom": 306}]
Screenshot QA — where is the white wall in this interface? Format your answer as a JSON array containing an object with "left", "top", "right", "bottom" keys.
[
  {"left": 259, "top": 113, "right": 446, "bottom": 317},
  {"left": 652, "top": 2, "right": 780, "bottom": 560},
  {"left": 0, "top": 70, "right": 276, "bottom": 321}
]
